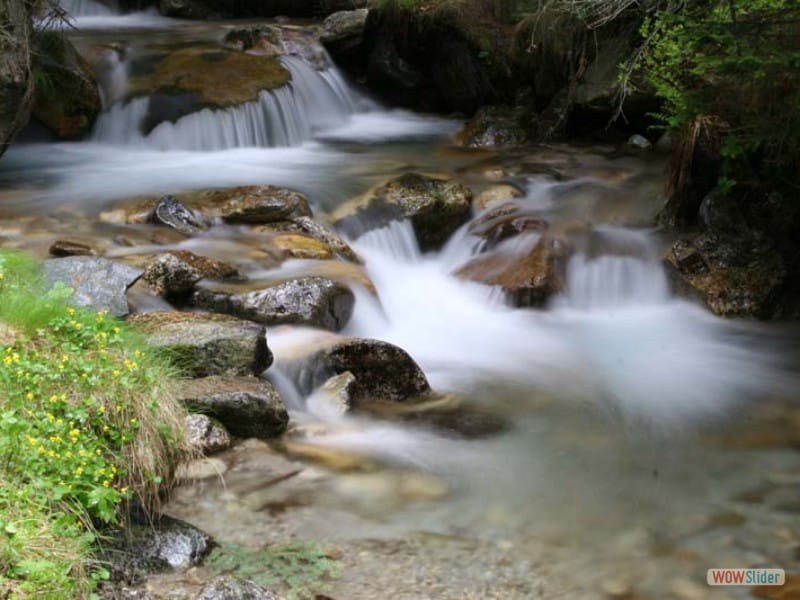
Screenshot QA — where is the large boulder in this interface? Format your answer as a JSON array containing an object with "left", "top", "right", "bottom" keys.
[
  {"left": 126, "top": 46, "right": 290, "bottom": 134},
  {"left": 320, "top": 8, "right": 369, "bottom": 61},
  {"left": 31, "top": 32, "right": 101, "bottom": 139},
  {"left": 0, "top": 0, "right": 33, "bottom": 159},
  {"left": 456, "top": 233, "right": 570, "bottom": 307},
  {"left": 179, "top": 376, "right": 288, "bottom": 439},
  {"left": 129, "top": 311, "right": 272, "bottom": 377},
  {"left": 193, "top": 277, "right": 355, "bottom": 332},
  {"left": 43, "top": 257, "right": 142, "bottom": 317},
  {"left": 281, "top": 337, "right": 431, "bottom": 408},
  {"left": 332, "top": 173, "right": 472, "bottom": 251}
]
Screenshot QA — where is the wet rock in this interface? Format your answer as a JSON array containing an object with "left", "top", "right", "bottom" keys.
[
  {"left": 456, "top": 234, "right": 570, "bottom": 307},
  {"left": 31, "top": 33, "right": 100, "bottom": 139},
  {"left": 209, "top": 185, "right": 310, "bottom": 224},
  {"left": 193, "top": 276, "right": 355, "bottom": 332},
  {"left": 43, "top": 256, "right": 142, "bottom": 317},
  {"left": 456, "top": 106, "right": 528, "bottom": 148},
  {"left": 127, "top": 515, "right": 212, "bottom": 571},
  {"left": 306, "top": 371, "right": 356, "bottom": 418},
  {"left": 152, "top": 195, "right": 209, "bottom": 235},
  {"left": 669, "top": 240, "right": 708, "bottom": 275},
  {"left": 49, "top": 239, "right": 98, "bottom": 257},
  {"left": 291, "top": 216, "right": 362, "bottom": 263},
  {"left": 224, "top": 25, "right": 284, "bottom": 55},
  {"left": 180, "top": 376, "right": 289, "bottom": 439},
  {"left": 320, "top": 9, "right": 369, "bottom": 59},
  {"left": 332, "top": 173, "right": 472, "bottom": 251},
  {"left": 195, "top": 576, "right": 279, "bottom": 600},
  {"left": 468, "top": 204, "right": 548, "bottom": 248},
  {"left": 184, "top": 413, "right": 231, "bottom": 455},
  {"left": 127, "top": 47, "right": 290, "bottom": 132},
  {"left": 271, "top": 233, "right": 334, "bottom": 260},
  {"left": 283, "top": 337, "right": 430, "bottom": 407},
  {"left": 176, "top": 457, "right": 228, "bottom": 481},
  {"left": 142, "top": 251, "right": 241, "bottom": 298},
  {"left": 129, "top": 311, "right": 271, "bottom": 377},
  {"left": 473, "top": 184, "right": 523, "bottom": 212},
  {"left": 627, "top": 134, "right": 652, "bottom": 149}
]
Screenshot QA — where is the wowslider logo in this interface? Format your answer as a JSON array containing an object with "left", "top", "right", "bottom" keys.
[{"left": 707, "top": 568, "right": 785, "bottom": 586}]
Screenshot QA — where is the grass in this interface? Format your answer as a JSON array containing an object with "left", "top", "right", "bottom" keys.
[{"left": 0, "top": 250, "right": 190, "bottom": 598}]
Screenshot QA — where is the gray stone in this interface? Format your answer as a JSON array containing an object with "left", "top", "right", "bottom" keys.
[
  {"left": 180, "top": 376, "right": 289, "bottom": 439},
  {"left": 127, "top": 515, "right": 212, "bottom": 571},
  {"left": 291, "top": 216, "right": 362, "bottom": 263},
  {"left": 332, "top": 173, "right": 472, "bottom": 251},
  {"left": 627, "top": 134, "right": 652, "bottom": 149},
  {"left": 152, "top": 195, "right": 209, "bottom": 235},
  {"left": 320, "top": 9, "right": 369, "bottom": 51},
  {"left": 195, "top": 576, "right": 279, "bottom": 600},
  {"left": 43, "top": 256, "right": 142, "bottom": 317},
  {"left": 193, "top": 276, "right": 355, "bottom": 332},
  {"left": 184, "top": 413, "right": 231, "bottom": 455},
  {"left": 129, "top": 311, "right": 272, "bottom": 377}
]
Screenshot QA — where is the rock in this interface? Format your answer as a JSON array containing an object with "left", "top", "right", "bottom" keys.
[
  {"left": 282, "top": 337, "right": 431, "bottom": 407},
  {"left": 152, "top": 195, "right": 209, "bottom": 235},
  {"left": 627, "top": 134, "right": 652, "bottom": 149},
  {"left": 195, "top": 576, "right": 279, "bottom": 600},
  {"left": 455, "top": 234, "right": 570, "bottom": 307},
  {"left": 468, "top": 204, "right": 548, "bottom": 248},
  {"left": 49, "top": 239, "right": 98, "bottom": 257},
  {"left": 669, "top": 240, "right": 708, "bottom": 275},
  {"left": 306, "top": 371, "right": 356, "bottom": 418},
  {"left": 332, "top": 173, "right": 472, "bottom": 251},
  {"left": 193, "top": 277, "right": 355, "bottom": 332},
  {"left": 224, "top": 25, "right": 284, "bottom": 55},
  {"left": 456, "top": 106, "right": 528, "bottom": 148},
  {"left": 290, "top": 216, "right": 362, "bottom": 263},
  {"left": 212, "top": 185, "right": 310, "bottom": 224},
  {"left": 125, "top": 515, "right": 212, "bottom": 571},
  {"left": 160, "top": 0, "right": 366, "bottom": 19},
  {"left": 142, "top": 251, "right": 241, "bottom": 298},
  {"left": 179, "top": 376, "right": 289, "bottom": 439},
  {"left": 0, "top": 0, "right": 34, "bottom": 159},
  {"left": 320, "top": 9, "right": 369, "bottom": 59},
  {"left": 43, "top": 257, "right": 142, "bottom": 317},
  {"left": 271, "top": 233, "right": 334, "bottom": 260},
  {"left": 175, "top": 457, "right": 228, "bottom": 481},
  {"left": 31, "top": 33, "right": 100, "bottom": 139},
  {"left": 183, "top": 413, "right": 231, "bottom": 455},
  {"left": 473, "top": 184, "right": 524, "bottom": 212},
  {"left": 126, "top": 47, "right": 290, "bottom": 133},
  {"left": 129, "top": 311, "right": 272, "bottom": 377}
]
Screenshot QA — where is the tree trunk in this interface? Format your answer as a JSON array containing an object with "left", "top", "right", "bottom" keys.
[{"left": 0, "top": 0, "right": 33, "bottom": 159}]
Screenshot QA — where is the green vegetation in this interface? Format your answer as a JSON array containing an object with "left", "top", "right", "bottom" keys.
[
  {"left": 637, "top": 1, "right": 800, "bottom": 190},
  {"left": 0, "top": 251, "right": 188, "bottom": 598},
  {"left": 207, "top": 541, "right": 340, "bottom": 600}
]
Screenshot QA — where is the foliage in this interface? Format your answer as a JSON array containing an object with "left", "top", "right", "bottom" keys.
[
  {"left": 0, "top": 251, "right": 188, "bottom": 598},
  {"left": 207, "top": 541, "right": 340, "bottom": 600},
  {"left": 638, "top": 0, "right": 800, "bottom": 188}
]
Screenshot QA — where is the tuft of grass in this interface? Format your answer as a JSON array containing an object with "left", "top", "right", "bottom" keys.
[{"left": 0, "top": 250, "right": 191, "bottom": 597}]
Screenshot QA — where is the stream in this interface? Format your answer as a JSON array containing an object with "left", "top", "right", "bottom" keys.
[{"left": 1, "top": 3, "right": 799, "bottom": 599}]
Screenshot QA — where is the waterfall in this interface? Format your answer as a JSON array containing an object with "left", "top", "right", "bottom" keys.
[
  {"left": 560, "top": 227, "right": 670, "bottom": 311},
  {"left": 91, "top": 55, "right": 361, "bottom": 151},
  {"left": 59, "top": 0, "right": 117, "bottom": 17}
]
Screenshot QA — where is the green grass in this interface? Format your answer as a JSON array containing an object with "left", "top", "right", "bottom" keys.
[{"left": 0, "top": 250, "right": 190, "bottom": 598}]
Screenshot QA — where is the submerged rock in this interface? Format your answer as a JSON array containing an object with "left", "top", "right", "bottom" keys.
[
  {"left": 456, "top": 234, "right": 570, "bottom": 307},
  {"left": 43, "top": 256, "right": 142, "bottom": 317},
  {"left": 332, "top": 173, "right": 472, "bottom": 251},
  {"left": 129, "top": 311, "right": 272, "bottom": 377},
  {"left": 283, "top": 337, "right": 431, "bottom": 407},
  {"left": 468, "top": 204, "right": 548, "bottom": 248},
  {"left": 142, "top": 251, "right": 241, "bottom": 298},
  {"left": 195, "top": 576, "right": 279, "bottom": 600},
  {"left": 473, "top": 184, "right": 524, "bottom": 212},
  {"left": 184, "top": 413, "right": 231, "bottom": 455},
  {"left": 193, "top": 276, "right": 355, "bottom": 332},
  {"left": 179, "top": 376, "right": 288, "bottom": 439},
  {"left": 152, "top": 195, "right": 210, "bottom": 235}
]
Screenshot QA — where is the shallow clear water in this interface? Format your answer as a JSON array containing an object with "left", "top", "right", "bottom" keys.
[{"left": 2, "top": 10, "right": 799, "bottom": 598}]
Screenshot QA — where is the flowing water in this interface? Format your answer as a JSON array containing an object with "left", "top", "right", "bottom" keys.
[{"left": 2, "top": 4, "right": 799, "bottom": 598}]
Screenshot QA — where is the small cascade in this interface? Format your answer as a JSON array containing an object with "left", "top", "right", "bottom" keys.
[
  {"left": 94, "top": 49, "right": 128, "bottom": 109},
  {"left": 560, "top": 227, "right": 669, "bottom": 311},
  {"left": 91, "top": 55, "right": 361, "bottom": 151},
  {"left": 354, "top": 220, "right": 421, "bottom": 262},
  {"left": 59, "top": 0, "right": 117, "bottom": 17}
]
